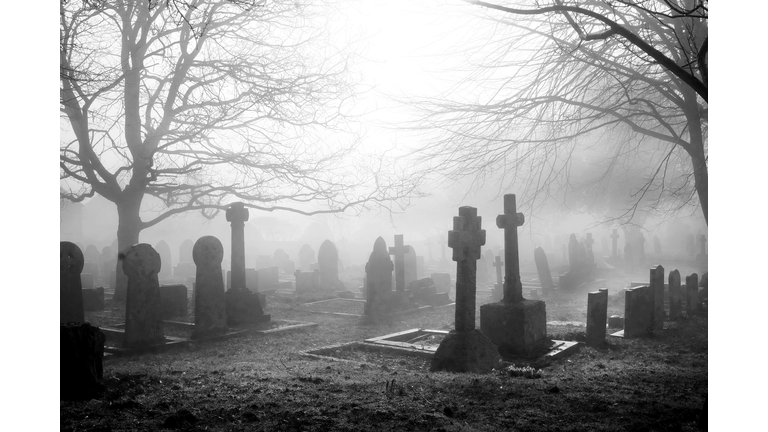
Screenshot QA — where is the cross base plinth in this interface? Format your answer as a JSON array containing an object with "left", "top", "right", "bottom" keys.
[
  {"left": 480, "top": 299, "right": 547, "bottom": 358},
  {"left": 225, "top": 289, "right": 270, "bottom": 327},
  {"left": 430, "top": 329, "right": 500, "bottom": 374}
]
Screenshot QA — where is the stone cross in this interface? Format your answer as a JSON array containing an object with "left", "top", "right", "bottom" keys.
[
  {"left": 388, "top": 234, "right": 409, "bottom": 292},
  {"left": 493, "top": 255, "right": 503, "bottom": 287},
  {"left": 61, "top": 241, "right": 85, "bottom": 324},
  {"left": 226, "top": 202, "right": 249, "bottom": 292},
  {"left": 192, "top": 236, "right": 227, "bottom": 338},
  {"left": 448, "top": 206, "right": 486, "bottom": 332},
  {"left": 611, "top": 229, "right": 619, "bottom": 257},
  {"left": 585, "top": 233, "right": 594, "bottom": 252},
  {"left": 699, "top": 235, "right": 707, "bottom": 256},
  {"left": 123, "top": 243, "right": 165, "bottom": 348},
  {"left": 496, "top": 194, "right": 525, "bottom": 303}
]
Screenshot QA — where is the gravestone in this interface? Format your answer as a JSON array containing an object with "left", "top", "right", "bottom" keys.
[
  {"left": 623, "top": 285, "right": 654, "bottom": 338},
  {"left": 318, "top": 239, "right": 343, "bottom": 290},
  {"left": 403, "top": 245, "right": 418, "bottom": 287},
  {"left": 225, "top": 202, "right": 269, "bottom": 326},
  {"left": 480, "top": 194, "right": 547, "bottom": 357},
  {"left": 298, "top": 244, "right": 315, "bottom": 272},
  {"left": 431, "top": 206, "right": 499, "bottom": 373},
  {"left": 491, "top": 255, "right": 504, "bottom": 301},
  {"left": 364, "top": 237, "right": 394, "bottom": 320},
  {"left": 653, "top": 236, "right": 662, "bottom": 256},
  {"left": 624, "top": 243, "right": 634, "bottom": 272},
  {"left": 650, "top": 265, "right": 665, "bottom": 331},
  {"left": 192, "top": 236, "right": 227, "bottom": 338},
  {"left": 430, "top": 273, "right": 452, "bottom": 293},
  {"left": 669, "top": 269, "right": 682, "bottom": 320},
  {"left": 686, "top": 273, "right": 699, "bottom": 316},
  {"left": 123, "top": 244, "right": 165, "bottom": 348},
  {"left": 61, "top": 241, "right": 85, "bottom": 324},
  {"left": 586, "top": 289, "right": 608, "bottom": 346},
  {"left": 82, "top": 287, "right": 105, "bottom": 311},
  {"left": 155, "top": 240, "right": 173, "bottom": 279},
  {"left": 533, "top": 247, "right": 553, "bottom": 295},
  {"left": 610, "top": 229, "right": 620, "bottom": 257},
  {"left": 159, "top": 285, "right": 188, "bottom": 318},
  {"left": 179, "top": 240, "right": 193, "bottom": 263},
  {"left": 295, "top": 269, "right": 320, "bottom": 293},
  {"left": 388, "top": 235, "right": 409, "bottom": 293},
  {"left": 84, "top": 244, "right": 100, "bottom": 263}
]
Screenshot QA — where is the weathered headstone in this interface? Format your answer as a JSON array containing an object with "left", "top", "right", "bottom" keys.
[
  {"left": 295, "top": 269, "right": 320, "bottom": 293},
  {"left": 388, "top": 235, "right": 409, "bottom": 293},
  {"left": 123, "top": 244, "right": 165, "bottom": 348},
  {"left": 432, "top": 206, "right": 499, "bottom": 373},
  {"left": 669, "top": 269, "right": 682, "bottom": 320},
  {"left": 364, "top": 237, "right": 394, "bottom": 320},
  {"left": 192, "top": 236, "right": 227, "bottom": 338},
  {"left": 298, "top": 244, "right": 315, "bottom": 272},
  {"left": 623, "top": 285, "right": 654, "bottom": 338},
  {"left": 653, "top": 236, "right": 662, "bottom": 256},
  {"left": 624, "top": 243, "right": 634, "bottom": 272},
  {"left": 61, "top": 241, "right": 85, "bottom": 324},
  {"left": 586, "top": 289, "right": 608, "bottom": 346},
  {"left": 225, "top": 202, "right": 269, "bottom": 326},
  {"left": 155, "top": 240, "right": 173, "bottom": 279},
  {"left": 403, "top": 245, "right": 418, "bottom": 287},
  {"left": 480, "top": 194, "right": 547, "bottom": 357},
  {"left": 318, "top": 239, "right": 343, "bottom": 290},
  {"left": 533, "top": 247, "right": 553, "bottom": 295},
  {"left": 686, "top": 273, "right": 699, "bottom": 316},
  {"left": 611, "top": 229, "right": 619, "bottom": 257},
  {"left": 650, "top": 265, "right": 665, "bottom": 331},
  {"left": 430, "top": 273, "right": 452, "bottom": 293}
]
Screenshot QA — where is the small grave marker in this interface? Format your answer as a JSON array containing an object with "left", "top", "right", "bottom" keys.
[{"left": 586, "top": 288, "right": 608, "bottom": 346}]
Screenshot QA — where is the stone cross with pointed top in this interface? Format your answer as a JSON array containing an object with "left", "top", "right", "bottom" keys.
[
  {"left": 611, "top": 229, "right": 620, "bottom": 257},
  {"left": 448, "top": 206, "right": 486, "bottom": 332},
  {"left": 388, "top": 234, "right": 409, "bottom": 292},
  {"left": 226, "top": 202, "right": 249, "bottom": 292},
  {"left": 496, "top": 194, "right": 525, "bottom": 303}
]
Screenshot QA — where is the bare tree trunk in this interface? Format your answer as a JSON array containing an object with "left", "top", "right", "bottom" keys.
[
  {"left": 683, "top": 90, "right": 708, "bottom": 226},
  {"left": 112, "top": 192, "right": 144, "bottom": 301}
]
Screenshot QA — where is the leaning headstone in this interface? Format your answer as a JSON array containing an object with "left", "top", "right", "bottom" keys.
[
  {"left": 653, "top": 236, "right": 662, "bottom": 256},
  {"left": 533, "top": 247, "right": 553, "bottom": 295},
  {"left": 650, "top": 265, "right": 665, "bottom": 331},
  {"left": 61, "top": 241, "right": 85, "bottom": 324},
  {"left": 623, "top": 285, "right": 654, "bottom": 338},
  {"left": 430, "top": 273, "right": 452, "bottom": 293},
  {"left": 192, "top": 236, "right": 227, "bottom": 338},
  {"left": 318, "top": 239, "right": 342, "bottom": 290},
  {"left": 123, "top": 244, "right": 165, "bottom": 348},
  {"left": 298, "top": 244, "right": 315, "bottom": 272},
  {"left": 364, "top": 237, "right": 394, "bottom": 321},
  {"left": 481, "top": 194, "right": 547, "bottom": 357},
  {"left": 686, "top": 273, "right": 699, "bottom": 316},
  {"left": 669, "top": 270, "right": 682, "bottom": 320},
  {"left": 432, "top": 206, "right": 499, "bottom": 373},
  {"left": 586, "top": 289, "right": 608, "bottom": 346},
  {"left": 155, "top": 240, "right": 173, "bottom": 279}
]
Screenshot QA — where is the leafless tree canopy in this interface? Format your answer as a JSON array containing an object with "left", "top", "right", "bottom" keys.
[{"left": 404, "top": 0, "right": 707, "bottom": 225}]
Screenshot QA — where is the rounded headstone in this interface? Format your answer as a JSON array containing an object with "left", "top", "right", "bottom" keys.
[
  {"left": 193, "top": 236, "right": 224, "bottom": 266},
  {"left": 61, "top": 241, "right": 85, "bottom": 275},
  {"left": 61, "top": 241, "right": 85, "bottom": 324},
  {"left": 122, "top": 243, "right": 161, "bottom": 278}
]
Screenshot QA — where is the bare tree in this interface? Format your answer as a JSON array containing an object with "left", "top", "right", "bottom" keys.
[
  {"left": 60, "top": 0, "right": 423, "bottom": 291},
  {"left": 406, "top": 0, "right": 707, "bottom": 226}
]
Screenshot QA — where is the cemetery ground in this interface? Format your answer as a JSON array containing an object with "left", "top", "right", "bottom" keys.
[{"left": 62, "top": 276, "right": 707, "bottom": 432}]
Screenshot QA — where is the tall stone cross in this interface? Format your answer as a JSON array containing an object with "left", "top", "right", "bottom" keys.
[
  {"left": 585, "top": 233, "right": 594, "bottom": 252},
  {"left": 226, "top": 202, "right": 249, "bottom": 292},
  {"left": 493, "top": 255, "right": 503, "bottom": 287},
  {"left": 611, "top": 229, "right": 619, "bottom": 257},
  {"left": 388, "top": 234, "right": 409, "bottom": 292},
  {"left": 699, "top": 234, "right": 707, "bottom": 256},
  {"left": 447, "top": 206, "right": 486, "bottom": 332},
  {"left": 496, "top": 194, "right": 525, "bottom": 303}
]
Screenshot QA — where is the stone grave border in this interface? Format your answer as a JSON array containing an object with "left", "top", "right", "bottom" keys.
[{"left": 100, "top": 318, "right": 317, "bottom": 357}]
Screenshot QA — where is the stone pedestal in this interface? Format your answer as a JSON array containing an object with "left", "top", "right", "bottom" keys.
[
  {"left": 225, "top": 289, "right": 270, "bottom": 327},
  {"left": 480, "top": 300, "right": 547, "bottom": 358},
  {"left": 430, "top": 329, "right": 500, "bottom": 373}
]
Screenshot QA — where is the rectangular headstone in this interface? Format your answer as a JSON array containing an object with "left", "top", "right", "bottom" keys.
[
  {"left": 669, "top": 270, "right": 682, "bottom": 320},
  {"left": 430, "top": 273, "right": 452, "bottom": 293},
  {"left": 295, "top": 270, "right": 319, "bottom": 293},
  {"left": 686, "top": 273, "right": 699, "bottom": 316},
  {"left": 650, "top": 265, "right": 665, "bottom": 331},
  {"left": 586, "top": 289, "right": 608, "bottom": 346},
  {"left": 623, "top": 285, "right": 654, "bottom": 338}
]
